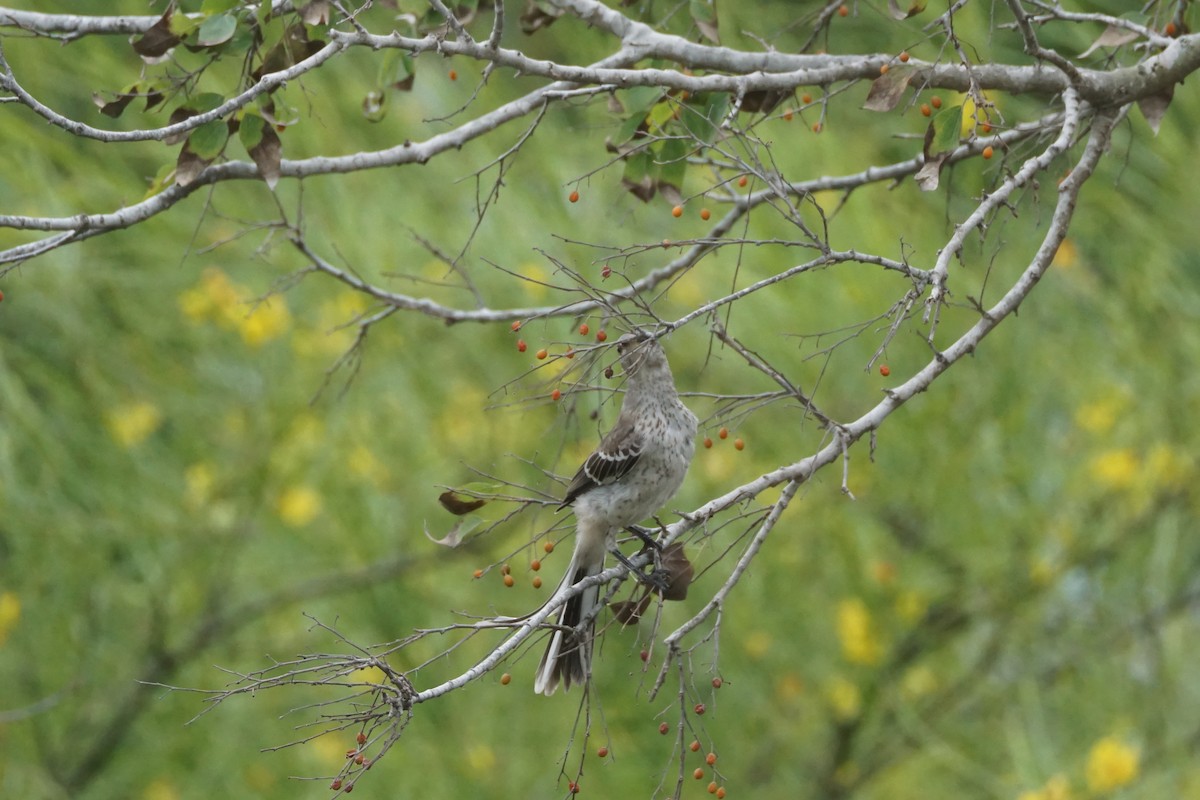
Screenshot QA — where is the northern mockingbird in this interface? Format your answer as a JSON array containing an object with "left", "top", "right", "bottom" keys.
[{"left": 534, "top": 331, "right": 697, "bottom": 695}]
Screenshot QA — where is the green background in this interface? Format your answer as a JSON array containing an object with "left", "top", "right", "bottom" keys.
[{"left": 2, "top": 2, "right": 1199, "bottom": 798}]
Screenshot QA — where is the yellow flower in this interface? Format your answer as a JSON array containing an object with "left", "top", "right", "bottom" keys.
[
  {"left": 742, "top": 629, "right": 772, "bottom": 661},
  {"left": 347, "top": 445, "right": 389, "bottom": 486},
  {"left": 0, "top": 591, "right": 20, "bottom": 646},
  {"left": 184, "top": 462, "right": 215, "bottom": 510},
  {"left": 895, "top": 590, "right": 928, "bottom": 624},
  {"left": 238, "top": 298, "right": 291, "bottom": 347},
  {"left": 1052, "top": 238, "right": 1078, "bottom": 269},
  {"left": 466, "top": 743, "right": 497, "bottom": 773},
  {"left": 277, "top": 485, "right": 322, "bottom": 527},
  {"left": 141, "top": 778, "right": 180, "bottom": 800},
  {"left": 826, "top": 675, "right": 861, "bottom": 721},
  {"left": 836, "top": 598, "right": 883, "bottom": 666},
  {"left": 105, "top": 401, "right": 163, "bottom": 448},
  {"left": 901, "top": 665, "right": 937, "bottom": 699},
  {"left": 1074, "top": 394, "right": 1127, "bottom": 435},
  {"left": 1017, "top": 773, "right": 1071, "bottom": 800},
  {"left": 1088, "top": 449, "right": 1139, "bottom": 491},
  {"left": 1085, "top": 736, "right": 1139, "bottom": 792}
]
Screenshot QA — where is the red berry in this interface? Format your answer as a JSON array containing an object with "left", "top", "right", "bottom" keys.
[
  {"left": 899, "top": 51, "right": 910, "bottom": 63},
  {"left": 920, "top": 103, "right": 931, "bottom": 117},
  {"left": 659, "top": 722, "right": 670, "bottom": 735},
  {"left": 601, "top": 265, "right": 612, "bottom": 279},
  {"left": 448, "top": 69, "right": 457, "bottom": 81},
  {"left": 355, "top": 754, "right": 364, "bottom": 765},
  {"left": 568, "top": 782, "right": 580, "bottom": 794},
  {"left": 708, "top": 782, "right": 718, "bottom": 794},
  {"left": 346, "top": 749, "right": 357, "bottom": 758},
  {"left": 690, "top": 740, "right": 701, "bottom": 753},
  {"left": 716, "top": 789, "right": 726, "bottom": 799},
  {"left": 703, "top": 437, "right": 713, "bottom": 449},
  {"left": 737, "top": 175, "right": 748, "bottom": 187},
  {"left": 517, "top": 339, "right": 527, "bottom": 353},
  {"left": 694, "top": 768, "right": 705, "bottom": 780},
  {"left": 596, "top": 330, "right": 607, "bottom": 342},
  {"left": 357, "top": 732, "right": 367, "bottom": 745},
  {"left": 511, "top": 320, "right": 522, "bottom": 332},
  {"left": 344, "top": 784, "right": 354, "bottom": 794},
  {"left": 801, "top": 93, "right": 812, "bottom": 104},
  {"left": 712, "top": 677, "right": 723, "bottom": 688},
  {"left": 837, "top": 4, "right": 848, "bottom": 17},
  {"left": 551, "top": 388, "right": 561, "bottom": 401},
  {"left": 706, "top": 753, "right": 717, "bottom": 765},
  {"left": 718, "top": 427, "right": 728, "bottom": 440},
  {"left": 544, "top": 540, "right": 555, "bottom": 553},
  {"left": 640, "top": 649, "right": 649, "bottom": 662},
  {"left": 473, "top": 568, "right": 483, "bottom": 579},
  {"left": 579, "top": 323, "right": 589, "bottom": 336},
  {"left": 331, "top": 780, "right": 342, "bottom": 790},
  {"left": 0, "top": 290, "right": 5, "bottom": 302},
  {"left": 880, "top": 364, "right": 891, "bottom": 376},
  {"left": 569, "top": 190, "right": 580, "bottom": 203},
  {"left": 530, "top": 559, "right": 541, "bottom": 571},
  {"left": 565, "top": 348, "right": 575, "bottom": 359},
  {"left": 700, "top": 208, "right": 711, "bottom": 220},
  {"left": 694, "top": 703, "right": 706, "bottom": 715},
  {"left": 536, "top": 348, "right": 548, "bottom": 360},
  {"left": 603, "top": 366, "right": 614, "bottom": 379},
  {"left": 532, "top": 576, "right": 543, "bottom": 588},
  {"left": 931, "top": 95, "right": 942, "bottom": 109},
  {"left": 597, "top": 746, "right": 609, "bottom": 758},
  {"left": 734, "top": 438, "right": 745, "bottom": 451}
]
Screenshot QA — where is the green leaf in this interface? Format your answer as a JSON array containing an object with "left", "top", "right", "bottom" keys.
[
  {"left": 376, "top": 49, "right": 415, "bottom": 92},
  {"left": 196, "top": 13, "right": 237, "bottom": 47},
  {"left": 186, "top": 93, "right": 226, "bottom": 114},
  {"left": 929, "top": 104, "right": 963, "bottom": 155},
  {"left": 202, "top": 0, "right": 241, "bottom": 13},
  {"left": 656, "top": 137, "right": 690, "bottom": 195},
  {"left": 188, "top": 120, "right": 229, "bottom": 160},
  {"left": 621, "top": 150, "right": 656, "bottom": 201},
  {"left": 238, "top": 112, "right": 265, "bottom": 152},
  {"left": 689, "top": 0, "right": 719, "bottom": 44},
  {"left": 682, "top": 92, "right": 730, "bottom": 144}
]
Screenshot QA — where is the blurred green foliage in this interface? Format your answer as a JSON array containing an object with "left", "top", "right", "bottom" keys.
[{"left": 2, "top": 2, "right": 1200, "bottom": 799}]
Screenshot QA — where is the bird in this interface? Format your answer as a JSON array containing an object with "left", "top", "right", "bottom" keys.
[{"left": 534, "top": 331, "right": 697, "bottom": 695}]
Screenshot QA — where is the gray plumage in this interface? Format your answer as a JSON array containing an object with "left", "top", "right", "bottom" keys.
[{"left": 535, "top": 332, "right": 697, "bottom": 695}]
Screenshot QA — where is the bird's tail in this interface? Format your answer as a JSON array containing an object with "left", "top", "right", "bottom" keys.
[{"left": 533, "top": 538, "right": 606, "bottom": 695}]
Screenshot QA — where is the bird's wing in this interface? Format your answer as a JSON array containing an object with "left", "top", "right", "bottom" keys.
[{"left": 560, "top": 414, "right": 644, "bottom": 507}]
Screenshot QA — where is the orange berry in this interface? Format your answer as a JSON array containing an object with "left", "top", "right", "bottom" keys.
[
  {"left": 544, "top": 540, "right": 555, "bottom": 553},
  {"left": 837, "top": 4, "right": 848, "bottom": 17},
  {"left": 511, "top": 319, "right": 522, "bottom": 331},
  {"left": 517, "top": 339, "right": 527, "bottom": 353},
  {"left": 597, "top": 746, "right": 609, "bottom": 758},
  {"left": 899, "top": 51, "right": 910, "bottom": 63},
  {"left": 331, "top": 780, "right": 342, "bottom": 790},
  {"left": 920, "top": 103, "right": 931, "bottom": 117},
  {"left": 532, "top": 576, "right": 543, "bottom": 588},
  {"left": 981, "top": 122, "right": 992, "bottom": 133},
  {"left": 716, "top": 788, "right": 726, "bottom": 799},
  {"left": 1166, "top": 21, "right": 1178, "bottom": 36},
  {"left": 355, "top": 754, "right": 364, "bottom": 765},
  {"left": 718, "top": 427, "right": 728, "bottom": 439},
  {"left": 782, "top": 110, "right": 793, "bottom": 121},
  {"left": 712, "top": 677, "right": 723, "bottom": 688},
  {"left": 694, "top": 768, "right": 705, "bottom": 780},
  {"left": 530, "top": 559, "right": 541, "bottom": 571},
  {"left": 690, "top": 741, "right": 702, "bottom": 752},
  {"left": 879, "top": 63, "right": 889, "bottom": 75},
  {"left": 596, "top": 330, "right": 607, "bottom": 342},
  {"left": 812, "top": 122, "right": 822, "bottom": 133},
  {"left": 694, "top": 703, "right": 706, "bottom": 715},
  {"left": 565, "top": 348, "right": 575, "bottom": 359},
  {"left": 357, "top": 732, "right": 367, "bottom": 745},
  {"left": 708, "top": 783, "right": 719, "bottom": 794},
  {"left": 346, "top": 749, "right": 358, "bottom": 758},
  {"left": 551, "top": 388, "right": 561, "bottom": 401},
  {"left": 982, "top": 145, "right": 994, "bottom": 160},
  {"left": 931, "top": 95, "right": 942, "bottom": 109},
  {"left": 569, "top": 190, "right": 580, "bottom": 203},
  {"left": 568, "top": 782, "right": 580, "bottom": 794},
  {"left": 500, "top": 672, "right": 511, "bottom": 685},
  {"left": 700, "top": 208, "right": 711, "bottom": 220},
  {"left": 536, "top": 348, "right": 548, "bottom": 360},
  {"left": 662, "top": 238, "right": 671, "bottom": 248},
  {"left": 672, "top": 205, "right": 683, "bottom": 218},
  {"left": 503, "top": 574, "right": 515, "bottom": 587},
  {"left": 579, "top": 323, "right": 589, "bottom": 336},
  {"left": 659, "top": 722, "right": 670, "bottom": 735},
  {"left": 703, "top": 437, "right": 713, "bottom": 449},
  {"left": 737, "top": 175, "right": 748, "bottom": 187},
  {"left": 734, "top": 438, "right": 744, "bottom": 450},
  {"left": 706, "top": 753, "right": 717, "bottom": 765},
  {"left": 801, "top": 93, "right": 812, "bottom": 104},
  {"left": 879, "top": 364, "right": 891, "bottom": 376},
  {"left": 473, "top": 568, "right": 484, "bottom": 579},
  {"left": 448, "top": 69, "right": 457, "bottom": 81}
]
